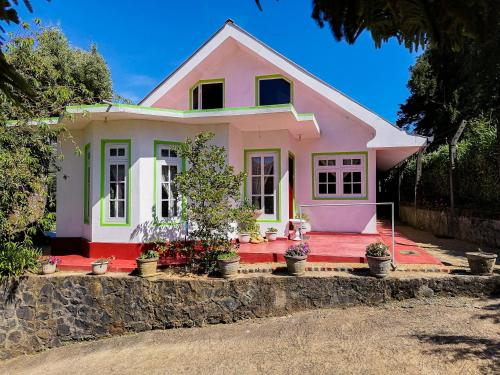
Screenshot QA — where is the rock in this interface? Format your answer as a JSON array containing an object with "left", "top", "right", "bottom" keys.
[{"left": 416, "top": 285, "right": 435, "bottom": 298}]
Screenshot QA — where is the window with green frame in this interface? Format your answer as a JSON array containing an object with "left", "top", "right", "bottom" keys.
[{"left": 190, "top": 79, "right": 224, "bottom": 110}]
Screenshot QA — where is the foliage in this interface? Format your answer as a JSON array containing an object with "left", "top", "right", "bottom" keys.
[
  {"left": 235, "top": 199, "right": 258, "bottom": 234},
  {"left": 0, "top": 240, "right": 41, "bottom": 278},
  {"left": 285, "top": 242, "right": 310, "bottom": 257},
  {"left": 173, "top": 132, "right": 246, "bottom": 272},
  {"left": 294, "top": 212, "right": 310, "bottom": 222},
  {"left": 217, "top": 249, "right": 239, "bottom": 261},
  {"left": 365, "top": 242, "right": 390, "bottom": 257},
  {"left": 93, "top": 256, "right": 115, "bottom": 264},
  {"left": 266, "top": 227, "right": 278, "bottom": 233},
  {"left": 138, "top": 250, "right": 160, "bottom": 260},
  {"left": 39, "top": 255, "right": 61, "bottom": 265}
]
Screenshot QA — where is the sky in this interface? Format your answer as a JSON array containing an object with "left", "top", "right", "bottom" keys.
[{"left": 10, "top": 0, "right": 419, "bottom": 123}]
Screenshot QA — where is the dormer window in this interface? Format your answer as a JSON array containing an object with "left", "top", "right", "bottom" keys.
[
  {"left": 190, "top": 79, "right": 224, "bottom": 110},
  {"left": 256, "top": 75, "right": 292, "bottom": 106}
]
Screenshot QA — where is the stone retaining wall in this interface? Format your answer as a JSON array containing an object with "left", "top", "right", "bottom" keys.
[
  {"left": 1, "top": 274, "right": 499, "bottom": 360},
  {"left": 399, "top": 204, "right": 500, "bottom": 247}
]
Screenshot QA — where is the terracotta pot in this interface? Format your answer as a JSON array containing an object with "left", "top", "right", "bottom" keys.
[
  {"left": 41, "top": 263, "right": 57, "bottom": 275},
  {"left": 218, "top": 256, "right": 240, "bottom": 279},
  {"left": 366, "top": 255, "right": 392, "bottom": 278},
  {"left": 91, "top": 261, "right": 109, "bottom": 275},
  {"left": 136, "top": 257, "right": 158, "bottom": 277},
  {"left": 266, "top": 232, "right": 278, "bottom": 241},
  {"left": 285, "top": 255, "right": 307, "bottom": 276},
  {"left": 466, "top": 252, "right": 497, "bottom": 275},
  {"left": 239, "top": 233, "right": 251, "bottom": 243}
]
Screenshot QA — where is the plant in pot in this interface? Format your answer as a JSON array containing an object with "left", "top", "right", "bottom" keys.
[
  {"left": 365, "top": 242, "right": 391, "bottom": 278},
  {"left": 236, "top": 199, "right": 257, "bottom": 244},
  {"left": 465, "top": 249, "right": 497, "bottom": 275},
  {"left": 39, "top": 256, "right": 61, "bottom": 275},
  {"left": 266, "top": 227, "right": 278, "bottom": 241},
  {"left": 217, "top": 247, "right": 240, "bottom": 279},
  {"left": 136, "top": 250, "right": 160, "bottom": 277},
  {"left": 91, "top": 256, "right": 115, "bottom": 275},
  {"left": 284, "top": 242, "right": 310, "bottom": 276}
]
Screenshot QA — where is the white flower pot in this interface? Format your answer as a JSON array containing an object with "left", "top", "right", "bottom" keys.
[
  {"left": 91, "top": 261, "right": 109, "bottom": 275},
  {"left": 238, "top": 233, "right": 251, "bottom": 243},
  {"left": 42, "top": 263, "right": 57, "bottom": 275},
  {"left": 266, "top": 232, "right": 278, "bottom": 241}
]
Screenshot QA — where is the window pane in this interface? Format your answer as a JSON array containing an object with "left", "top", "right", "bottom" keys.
[
  {"left": 328, "top": 184, "right": 336, "bottom": 194},
  {"left": 162, "top": 184, "right": 169, "bottom": 199},
  {"left": 110, "top": 148, "right": 117, "bottom": 157},
  {"left": 161, "top": 200, "right": 169, "bottom": 218},
  {"left": 110, "top": 201, "right": 116, "bottom": 217},
  {"left": 328, "top": 160, "right": 336, "bottom": 166},
  {"left": 251, "top": 157, "right": 261, "bottom": 175},
  {"left": 110, "top": 165, "right": 117, "bottom": 181},
  {"left": 117, "top": 148, "right": 125, "bottom": 157},
  {"left": 251, "top": 196, "right": 261, "bottom": 209},
  {"left": 344, "top": 184, "right": 352, "bottom": 194},
  {"left": 118, "top": 201, "right": 125, "bottom": 217},
  {"left": 161, "top": 165, "right": 168, "bottom": 182},
  {"left": 110, "top": 184, "right": 116, "bottom": 199},
  {"left": 264, "top": 176, "right": 274, "bottom": 194},
  {"left": 264, "top": 157, "right": 274, "bottom": 175},
  {"left": 258, "top": 78, "right": 291, "bottom": 105},
  {"left": 319, "top": 184, "right": 327, "bottom": 194},
  {"left": 353, "top": 183, "right": 362, "bottom": 194},
  {"left": 318, "top": 160, "right": 327, "bottom": 166},
  {"left": 352, "top": 159, "right": 361, "bottom": 165},
  {"left": 264, "top": 196, "right": 274, "bottom": 214},
  {"left": 343, "top": 172, "right": 352, "bottom": 182},
  {"left": 319, "top": 172, "right": 327, "bottom": 183},
  {"left": 343, "top": 159, "right": 352, "bottom": 165},
  {"left": 192, "top": 86, "right": 199, "bottom": 110},
  {"left": 170, "top": 165, "right": 177, "bottom": 180},
  {"left": 173, "top": 199, "right": 178, "bottom": 217},
  {"left": 161, "top": 149, "right": 169, "bottom": 158},
  {"left": 353, "top": 172, "right": 361, "bottom": 182},
  {"left": 201, "top": 82, "right": 223, "bottom": 109},
  {"left": 118, "top": 165, "right": 125, "bottom": 181},
  {"left": 118, "top": 183, "right": 125, "bottom": 199},
  {"left": 251, "top": 177, "right": 261, "bottom": 194},
  {"left": 170, "top": 149, "right": 177, "bottom": 158},
  {"left": 328, "top": 172, "right": 336, "bottom": 182}
]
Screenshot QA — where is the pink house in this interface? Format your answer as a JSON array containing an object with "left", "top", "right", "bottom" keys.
[{"left": 54, "top": 20, "right": 426, "bottom": 258}]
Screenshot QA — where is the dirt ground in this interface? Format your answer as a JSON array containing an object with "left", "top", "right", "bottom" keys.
[{"left": 2, "top": 297, "right": 498, "bottom": 375}]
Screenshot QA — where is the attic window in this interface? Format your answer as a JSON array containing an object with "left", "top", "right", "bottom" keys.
[
  {"left": 191, "top": 80, "right": 224, "bottom": 110},
  {"left": 257, "top": 76, "right": 292, "bottom": 106}
]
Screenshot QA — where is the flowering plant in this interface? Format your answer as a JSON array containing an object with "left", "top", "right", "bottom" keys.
[
  {"left": 284, "top": 242, "right": 310, "bottom": 257},
  {"left": 93, "top": 256, "right": 115, "bottom": 264},
  {"left": 39, "top": 256, "right": 62, "bottom": 265},
  {"left": 365, "top": 242, "right": 390, "bottom": 257}
]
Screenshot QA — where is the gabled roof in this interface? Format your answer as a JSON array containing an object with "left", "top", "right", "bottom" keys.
[{"left": 139, "top": 20, "right": 426, "bottom": 149}]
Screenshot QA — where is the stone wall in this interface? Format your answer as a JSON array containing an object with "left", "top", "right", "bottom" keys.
[
  {"left": 400, "top": 204, "right": 500, "bottom": 247},
  {"left": 1, "top": 274, "right": 499, "bottom": 360}
]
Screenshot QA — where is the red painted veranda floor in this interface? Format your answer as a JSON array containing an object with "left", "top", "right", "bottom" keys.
[{"left": 55, "top": 221, "right": 440, "bottom": 273}]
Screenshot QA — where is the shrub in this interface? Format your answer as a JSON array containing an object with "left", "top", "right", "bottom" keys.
[
  {"left": 39, "top": 256, "right": 61, "bottom": 265},
  {"left": 236, "top": 199, "right": 258, "bottom": 234},
  {"left": 0, "top": 241, "right": 41, "bottom": 278},
  {"left": 285, "top": 242, "right": 310, "bottom": 257},
  {"left": 217, "top": 249, "right": 239, "bottom": 261},
  {"left": 138, "top": 250, "right": 159, "bottom": 260},
  {"left": 365, "top": 242, "right": 390, "bottom": 257}
]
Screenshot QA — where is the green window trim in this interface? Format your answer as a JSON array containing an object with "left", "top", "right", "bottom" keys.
[
  {"left": 255, "top": 74, "right": 294, "bottom": 106},
  {"left": 153, "top": 140, "right": 187, "bottom": 225},
  {"left": 188, "top": 78, "right": 225, "bottom": 110},
  {"left": 311, "top": 151, "right": 369, "bottom": 201},
  {"left": 99, "top": 139, "right": 132, "bottom": 227},
  {"left": 243, "top": 148, "right": 282, "bottom": 223},
  {"left": 83, "top": 143, "right": 91, "bottom": 224},
  {"left": 288, "top": 151, "right": 297, "bottom": 218}
]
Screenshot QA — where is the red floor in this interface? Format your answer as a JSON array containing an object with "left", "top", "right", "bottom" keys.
[{"left": 56, "top": 221, "right": 440, "bottom": 273}]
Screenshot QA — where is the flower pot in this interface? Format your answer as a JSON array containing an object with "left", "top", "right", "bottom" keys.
[
  {"left": 266, "top": 232, "right": 278, "bottom": 241},
  {"left": 466, "top": 252, "right": 497, "bottom": 275},
  {"left": 239, "top": 233, "right": 250, "bottom": 243},
  {"left": 284, "top": 255, "right": 307, "bottom": 276},
  {"left": 41, "top": 263, "right": 57, "bottom": 275},
  {"left": 136, "top": 257, "right": 159, "bottom": 277},
  {"left": 218, "top": 256, "right": 240, "bottom": 279},
  {"left": 91, "top": 261, "right": 109, "bottom": 275},
  {"left": 366, "top": 255, "right": 392, "bottom": 278}
]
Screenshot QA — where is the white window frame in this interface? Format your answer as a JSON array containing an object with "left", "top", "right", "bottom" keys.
[
  {"left": 156, "top": 144, "right": 182, "bottom": 220},
  {"left": 104, "top": 143, "right": 129, "bottom": 223},
  {"left": 313, "top": 153, "right": 366, "bottom": 199},
  {"left": 246, "top": 151, "right": 279, "bottom": 221}
]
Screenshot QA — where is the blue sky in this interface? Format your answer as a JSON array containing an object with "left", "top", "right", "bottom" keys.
[{"left": 12, "top": 0, "right": 419, "bottom": 123}]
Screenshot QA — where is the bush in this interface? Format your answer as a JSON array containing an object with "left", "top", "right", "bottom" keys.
[
  {"left": 0, "top": 241, "right": 41, "bottom": 278},
  {"left": 366, "top": 242, "right": 390, "bottom": 257},
  {"left": 284, "top": 243, "right": 310, "bottom": 257}
]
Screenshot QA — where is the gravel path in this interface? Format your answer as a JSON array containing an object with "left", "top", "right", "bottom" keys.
[{"left": 2, "top": 297, "right": 498, "bottom": 375}]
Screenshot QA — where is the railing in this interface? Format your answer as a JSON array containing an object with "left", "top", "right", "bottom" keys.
[{"left": 297, "top": 202, "right": 396, "bottom": 268}]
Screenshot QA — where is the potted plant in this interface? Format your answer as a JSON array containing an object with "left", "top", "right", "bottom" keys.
[
  {"left": 465, "top": 250, "right": 497, "bottom": 275},
  {"left": 365, "top": 242, "right": 391, "bottom": 278},
  {"left": 236, "top": 199, "right": 257, "bottom": 244},
  {"left": 266, "top": 227, "right": 278, "bottom": 241},
  {"left": 284, "top": 242, "right": 310, "bottom": 276},
  {"left": 217, "top": 248, "right": 240, "bottom": 279},
  {"left": 91, "top": 256, "right": 115, "bottom": 275},
  {"left": 136, "top": 250, "right": 160, "bottom": 277},
  {"left": 39, "top": 256, "right": 61, "bottom": 275}
]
